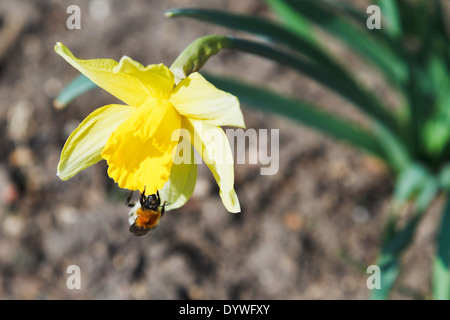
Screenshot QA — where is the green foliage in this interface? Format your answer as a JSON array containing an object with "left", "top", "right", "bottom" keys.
[
  {"left": 55, "top": 0, "right": 450, "bottom": 299},
  {"left": 204, "top": 73, "right": 384, "bottom": 157},
  {"left": 53, "top": 73, "right": 96, "bottom": 109}
]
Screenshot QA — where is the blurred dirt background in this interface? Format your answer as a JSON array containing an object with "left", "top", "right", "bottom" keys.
[{"left": 0, "top": 0, "right": 442, "bottom": 299}]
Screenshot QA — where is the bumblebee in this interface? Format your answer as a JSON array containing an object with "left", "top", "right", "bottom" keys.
[{"left": 126, "top": 187, "right": 169, "bottom": 236}]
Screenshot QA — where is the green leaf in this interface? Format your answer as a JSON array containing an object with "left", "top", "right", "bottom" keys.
[
  {"left": 422, "top": 55, "right": 450, "bottom": 157},
  {"left": 169, "top": 35, "right": 232, "bottom": 83},
  {"left": 229, "top": 36, "right": 410, "bottom": 173},
  {"left": 372, "top": 214, "right": 418, "bottom": 300},
  {"left": 53, "top": 74, "right": 98, "bottom": 109},
  {"left": 277, "top": 0, "right": 408, "bottom": 87},
  {"left": 203, "top": 73, "right": 385, "bottom": 159},
  {"left": 377, "top": 0, "right": 402, "bottom": 38},
  {"left": 165, "top": 8, "right": 402, "bottom": 134},
  {"left": 433, "top": 195, "right": 450, "bottom": 299},
  {"left": 264, "top": 0, "right": 316, "bottom": 44},
  {"left": 165, "top": 8, "right": 358, "bottom": 78},
  {"left": 400, "top": 0, "right": 435, "bottom": 48},
  {"left": 438, "top": 164, "right": 450, "bottom": 191},
  {"left": 414, "top": 176, "right": 439, "bottom": 213},
  {"left": 371, "top": 171, "right": 438, "bottom": 299},
  {"left": 393, "top": 163, "right": 430, "bottom": 202},
  {"left": 227, "top": 37, "right": 400, "bottom": 132},
  {"left": 372, "top": 123, "right": 411, "bottom": 174}
]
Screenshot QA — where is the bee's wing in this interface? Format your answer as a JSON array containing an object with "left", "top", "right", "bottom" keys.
[{"left": 128, "top": 202, "right": 141, "bottom": 226}]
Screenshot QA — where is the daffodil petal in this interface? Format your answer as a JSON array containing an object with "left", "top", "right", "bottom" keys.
[
  {"left": 183, "top": 118, "right": 241, "bottom": 213},
  {"left": 170, "top": 72, "right": 246, "bottom": 128},
  {"left": 159, "top": 144, "right": 198, "bottom": 211},
  {"left": 57, "top": 104, "right": 135, "bottom": 180},
  {"left": 54, "top": 42, "right": 175, "bottom": 106},
  {"left": 113, "top": 57, "right": 175, "bottom": 100},
  {"left": 101, "top": 99, "right": 182, "bottom": 194}
]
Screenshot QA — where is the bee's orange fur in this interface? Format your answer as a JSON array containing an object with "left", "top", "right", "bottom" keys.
[{"left": 135, "top": 207, "right": 161, "bottom": 229}]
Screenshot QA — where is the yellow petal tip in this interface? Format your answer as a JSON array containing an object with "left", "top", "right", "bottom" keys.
[
  {"left": 53, "top": 99, "right": 65, "bottom": 110},
  {"left": 54, "top": 42, "right": 64, "bottom": 53},
  {"left": 164, "top": 10, "right": 174, "bottom": 18},
  {"left": 56, "top": 171, "right": 67, "bottom": 181}
]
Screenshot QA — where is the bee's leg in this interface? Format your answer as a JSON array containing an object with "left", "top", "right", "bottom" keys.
[
  {"left": 126, "top": 191, "right": 135, "bottom": 207},
  {"left": 160, "top": 201, "right": 170, "bottom": 217},
  {"left": 156, "top": 190, "right": 161, "bottom": 206},
  {"left": 139, "top": 186, "right": 147, "bottom": 207}
]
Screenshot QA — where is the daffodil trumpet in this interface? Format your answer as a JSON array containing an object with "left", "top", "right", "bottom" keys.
[{"left": 55, "top": 42, "right": 245, "bottom": 213}]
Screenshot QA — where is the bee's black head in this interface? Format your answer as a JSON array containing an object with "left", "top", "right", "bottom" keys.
[{"left": 140, "top": 191, "right": 161, "bottom": 211}]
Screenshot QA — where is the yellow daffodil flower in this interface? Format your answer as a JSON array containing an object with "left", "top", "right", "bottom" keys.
[{"left": 55, "top": 42, "right": 245, "bottom": 213}]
